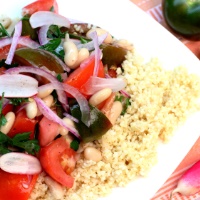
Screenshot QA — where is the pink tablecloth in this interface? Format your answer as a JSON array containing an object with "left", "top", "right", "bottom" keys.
[{"left": 130, "top": 0, "right": 200, "bottom": 199}]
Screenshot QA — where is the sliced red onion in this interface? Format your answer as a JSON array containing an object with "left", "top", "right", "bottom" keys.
[
  {"left": 30, "top": 11, "right": 70, "bottom": 28},
  {"left": 88, "top": 31, "right": 101, "bottom": 76},
  {"left": 22, "top": 175, "right": 33, "bottom": 189},
  {"left": 38, "top": 82, "right": 90, "bottom": 127},
  {"left": 0, "top": 152, "right": 42, "bottom": 175},
  {"left": 2, "top": 98, "right": 10, "bottom": 110},
  {"left": 63, "top": 83, "right": 90, "bottom": 127},
  {"left": 0, "top": 74, "right": 38, "bottom": 97},
  {"left": 38, "top": 25, "right": 50, "bottom": 45},
  {"left": 5, "top": 21, "right": 22, "bottom": 64},
  {"left": 34, "top": 96, "right": 80, "bottom": 139},
  {"left": 0, "top": 36, "right": 40, "bottom": 49},
  {"left": 0, "top": 37, "right": 12, "bottom": 48},
  {"left": 18, "top": 36, "right": 40, "bottom": 49},
  {"left": 81, "top": 76, "right": 127, "bottom": 95},
  {"left": 77, "top": 33, "right": 108, "bottom": 51},
  {"left": 120, "top": 89, "right": 131, "bottom": 98},
  {"left": 63, "top": 112, "right": 79, "bottom": 123},
  {"left": 5, "top": 67, "right": 68, "bottom": 111}
]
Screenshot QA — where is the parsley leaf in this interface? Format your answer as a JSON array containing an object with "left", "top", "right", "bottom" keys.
[
  {"left": 0, "top": 93, "right": 7, "bottom": 127},
  {"left": 115, "top": 94, "right": 131, "bottom": 115},
  {"left": 0, "top": 23, "right": 9, "bottom": 38},
  {"left": 0, "top": 131, "right": 40, "bottom": 155},
  {"left": 9, "top": 98, "right": 29, "bottom": 106},
  {"left": 70, "top": 139, "right": 79, "bottom": 151}
]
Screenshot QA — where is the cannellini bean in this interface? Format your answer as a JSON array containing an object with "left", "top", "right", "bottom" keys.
[
  {"left": 86, "top": 28, "right": 113, "bottom": 44},
  {"left": 0, "top": 17, "right": 12, "bottom": 28},
  {"left": 44, "top": 176, "right": 64, "bottom": 200},
  {"left": 89, "top": 88, "right": 112, "bottom": 106},
  {"left": 107, "top": 101, "right": 123, "bottom": 125},
  {"left": 25, "top": 98, "right": 38, "bottom": 119},
  {"left": 83, "top": 147, "right": 102, "bottom": 162},
  {"left": 37, "top": 86, "right": 53, "bottom": 99},
  {"left": 59, "top": 117, "right": 75, "bottom": 136},
  {"left": 63, "top": 39, "right": 78, "bottom": 67},
  {"left": 0, "top": 112, "right": 15, "bottom": 134},
  {"left": 42, "top": 95, "right": 54, "bottom": 108},
  {"left": 70, "top": 48, "right": 89, "bottom": 69}
]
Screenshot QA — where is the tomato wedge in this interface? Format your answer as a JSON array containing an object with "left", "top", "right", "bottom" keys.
[
  {"left": 64, "top": 56, "right": 105, "bottom": 96},
  {"left": 8, "top": 110, "right": 37, "bottom": 139},
  {"left": 0, "top": 169, "right": 38, "bottom": 200},
  {"left": 38, "top": 116, "right": 60, "bottom": 147},
  {"left": 39, "top": 136, "right": 76, "bottom": 188},
  {"left": 22, "top": 0, "right": 58, "bottom": 15}
]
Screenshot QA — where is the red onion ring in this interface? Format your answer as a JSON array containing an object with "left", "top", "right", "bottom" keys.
[
  {"left": 30, "top": 11, "right": 70, "bottom": 28},
  {"left": 5, "top": 21, "right": 22, "bottom": 64},
  {"left": 5, "top": 66, "right": 68, "bottom": 111},
  {"left": 38, "top": 25, "right": 50, "bottom": 45},
  {"left": 81, "top": 76, "right": 127, "bottom": 95},
  {"left": 34, "top": 96, "right": 80, "bottom": 139}
]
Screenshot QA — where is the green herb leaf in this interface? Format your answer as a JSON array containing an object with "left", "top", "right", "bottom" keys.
[
  {"left": 57, "top": 74, "right": 63, "bottom": 82},
  {"left": 70, "top": 139, "right": 79, "bottom": 151},
  {"left": 0, "top": 93, "right": 7, "bottom": 127},
  {"left": 0, "top": 131, "right": 40, "bottom": 155},
  {"left": 40, "top": 38, "right": 61, "bottom": 51},
  {"left": 115, "top": 94, "right": 131, "bottom": 115},
  {"left": 0, "top": 23, "right": 9, "bottom": 38},
  {"left": 9, "top": 97, "right": 29, "bottom": 106}
]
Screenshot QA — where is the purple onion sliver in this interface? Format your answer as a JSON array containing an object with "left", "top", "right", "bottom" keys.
[
  {"left": 34, "top": 96, "right": 80, "bottom": 139},
  {"left": 5, "top": 21, "right": 22, "bottom": 65},
  {"left": 63, "top": 112, "right": 79, "bottom": 123}
]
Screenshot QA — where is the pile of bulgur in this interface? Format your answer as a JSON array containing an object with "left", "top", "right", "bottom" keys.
[{"left": 30, "top": 50, "right": 200, "bottom": 200}]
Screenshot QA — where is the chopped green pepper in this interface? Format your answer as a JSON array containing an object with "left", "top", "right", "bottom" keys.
[{"left": 162, "top": 0, "right": 200, "bottom": 39}]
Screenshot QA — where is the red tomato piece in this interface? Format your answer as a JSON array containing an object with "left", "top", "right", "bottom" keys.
[
  {"left": 0, "top": 169, "right": 38, "bottom": 200},
  {"left": 8, "top": 110, "right": 37, "bottom": 139},
  {"left": 39, "top": 136, "right": 76, "bottom": 188},
  {"left": 38, "top": 116, "right": 60, "bottom": 147},
  {"left": 2, "top": 104, "right": 13, "bottom": 115},
  {"left": 64, "top": 56, "right": 105, "bottom": 96},
  {"left": 22, "top": 0, "right": 58, "bottom": 16}
]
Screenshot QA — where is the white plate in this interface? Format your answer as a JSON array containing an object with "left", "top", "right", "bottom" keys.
[{"left": 1, "top": 0, "right": 200, "bottom": 199}]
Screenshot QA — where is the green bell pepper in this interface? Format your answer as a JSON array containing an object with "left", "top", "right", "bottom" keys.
[{"left": 162, "top": 0, "right": 200, "bottom": 39}]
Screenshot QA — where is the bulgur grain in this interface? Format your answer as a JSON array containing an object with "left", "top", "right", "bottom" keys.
[{"left": 29, "top": 50, "right": 200, "bottom": 200}]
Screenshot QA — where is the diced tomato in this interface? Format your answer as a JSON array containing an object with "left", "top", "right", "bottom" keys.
[
  {"left": 2, "top": 104, "right": 13, "bottom": 115},
  {"left": 38, "top": 116, "right": 60, "bottom": 147},
  {"left": 22, "top": 0, "right": 58, "bottom": 16},
  {"left": 64, "top": 56, "right": 105, "bottom": 96},
  {"left": 8, "top": 110, "right": 37, "bottom": 139},
  {"left": 39, "top": 136, "right": 76, "bottom": 188},
  {"left": 0, "top": 169, "right": 38, "bottom": 200},
  {"left": 0, "top": 67, "right": 6, "bottom": 75}
]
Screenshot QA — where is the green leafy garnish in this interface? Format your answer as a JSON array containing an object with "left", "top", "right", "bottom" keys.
[
  {"left": 115, "top": 94, "right": 131, "bottom": 115},
  {"left": 70, "top": 139, "right": 79, "bottom": 151},
  {"left": 57, "top": 74, "right": 63, "bottom": 82},
  {"left": 0, "top": 131, "right": 40, "bottom": 155},
  {"left": 9, "top": 98, "right": 29, "bottom": 106},
  {"left": 0, "top": 23, "right": 9, "bottom": 38},
  {"left": 0, "top": 93, "right": 7, "bottom": 127}
]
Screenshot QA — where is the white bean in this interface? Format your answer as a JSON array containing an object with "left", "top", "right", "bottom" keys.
[
  {"left": 107, "top": 101, "right": 123, "bottom": 125},
  {"left": 59, "top": 117, "right": 75, "bottom": 136},
  {"left": 63, "top": 40, "right": 78, "bottom": 67},
  {"left": 0, "top": 112, "right": 15, "bottom": 134},
  {"left": 83, "top": 147, "right": 102, "bottom": 162},
  {"left": 0, "top": 17, "right": 12, "bottom": 28},
  {"left": 44, "top": 176, "right": 64, "bottom": 200},
  {"left": 26, "top": 99, "right": 38, "bottom": 119},
  {"left": 89, "top": 88, "right": 112, "bottom": 106},
  {"left": 70, "top": 48, "right": 89, "bottom": 69},
  {"left": 37, "top": 85, "right": 53, "bottom": 99},
  {"left": 86, "top": 28, "right": 113, "bottom": 44},
  {"left": 42, "top": 95, "right": 54, "bottom": 108}
]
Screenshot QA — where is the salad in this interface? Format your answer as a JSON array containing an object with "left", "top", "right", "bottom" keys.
[{"left": 0, "top": 0, "right": 131, "bottom": 199}]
